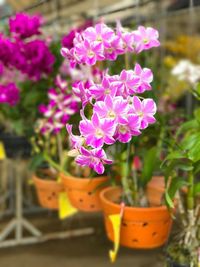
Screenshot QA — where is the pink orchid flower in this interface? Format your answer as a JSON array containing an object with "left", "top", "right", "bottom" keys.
[
  {"left": 89, "top": 76, "right": 117, "bottom": 101},
  {"left": 94, "top": 95, "right": 129, "bottom": 124},
  {"left": 83, "top": 23, "right": 115, "bottom": 48},
  {"left": 74, "top": 39, "right": 104, "bottom": 65},
  {"left": 79, "top": 113, "right": 116, "bottom": 148},
  {"left": 75, "top": 147, "right": 113, "bottom": 174},
  {"left": 115, "top": 114, "right": 141, "bottom": 143},
  {"left": 134, "top": 26, "right": 160, "bottom": 52},
  {"left": 66, "top": 124, "right": 85, "bottom": 149},
  {"left": 130, "top": 96, "right": 157, "bottom": 129}
]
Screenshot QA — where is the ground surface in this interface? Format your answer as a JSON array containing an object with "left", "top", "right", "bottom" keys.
[{"left": 0, "top": 213, "right": 164, "bottom": 267}]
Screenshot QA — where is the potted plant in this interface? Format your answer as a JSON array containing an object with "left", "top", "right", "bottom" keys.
[
  {"left": 61, "top": 21, "right": 173, "bottom": 251},
  {"left": 162, "top": 84, "right": 200, "bottom": 267}
]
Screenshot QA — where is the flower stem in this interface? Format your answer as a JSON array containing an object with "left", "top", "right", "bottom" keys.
[
  {"left": 121, "top": 143, "right": 134, "bottom": 206},
  {"left": 124, "top": 53, "right": 130, "bottom": 70}
]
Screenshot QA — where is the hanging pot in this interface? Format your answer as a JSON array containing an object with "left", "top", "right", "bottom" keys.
[
  {"left": 61, "top": 173, "right": 108, "bottom": 212},
  {"left": 100, "top": 186, "right": 173, "bottom": 249},
  {"left": 33, "top": 173, "right": 64, "bottom": 210}
]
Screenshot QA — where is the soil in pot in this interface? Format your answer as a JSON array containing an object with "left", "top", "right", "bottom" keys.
[
  {"left": 100, "top": 186, "right": 173, "bottom": 249},
  {"left": 33, "top": 169, "right": 64, "bottom": 210},
  {"left": 61, "top": 173, "right": 108, "bottom": 212}
]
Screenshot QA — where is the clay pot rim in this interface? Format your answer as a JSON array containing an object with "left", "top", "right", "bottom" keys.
[
  {"left": 60, "top": 173, "right": 108, "bottom": 183},
  {"left": 100, "top": 186, "right": 169, "bottom": 212},
  {"left": 32, "top": 174, "right": 60, "bottom": 186}
]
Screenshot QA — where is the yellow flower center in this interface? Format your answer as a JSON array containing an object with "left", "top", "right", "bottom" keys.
[
  {"left": 95, "top": 129, "right": 104, "bottom": 138},
  {"left": 108, "top": 110, "right": 116, "bottom": 119},
  {"left": 119, "top": 125, "right": 127, "bottom": 134}
]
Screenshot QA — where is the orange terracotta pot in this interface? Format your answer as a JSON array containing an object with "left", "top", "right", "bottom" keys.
[
  {"left": 33, "top": 174, "right": 64, "bottom": 210},
  {"left": 100, "top": 186, "right": 173, "bottom": 249},
  {"left": 61, "top": 173, "right": 108, "bottom": 212},
  {"left": 146, "top": 176, "right": 165, "bottom": 206}
]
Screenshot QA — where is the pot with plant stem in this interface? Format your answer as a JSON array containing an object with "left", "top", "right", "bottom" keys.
[
  {"left": 33, "top": 167, "right": 64, "bottom": 210},
  {"left": 100, "top": 185, "right": 173, "bottom": 249},
  {"left": 61, "top": 172, "right": 108, "bottom": 212}
]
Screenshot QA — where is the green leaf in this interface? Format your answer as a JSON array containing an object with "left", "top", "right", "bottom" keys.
[
  {"left": 194, "top": 108, "right": 200, "bottom": 124},
  {"left": 176, "top": 163, "right": 193, "bottom": 171},
  {"left": 29, "top": 154, "right": 45, "bottom": 171},
  {"left": 162, "top": 151, "right": 185, "bottom": 166},
  {"left": 188, "top": 139, "right": 200, "bottom": 162},
  {"left": 176, "top": 119, "right": 199, "bottom": 137},
  {"left": 165, "top": 191, "right": 174, "bottom": 209},
  {"left": 140, "top": 146, "right": 158, "bottom": 186},
  {"left": 181, "top": 133, "right": 200, "bottom": 151},
  {"left": 167, "top": 178, "right": 188, "bottom": 200}
]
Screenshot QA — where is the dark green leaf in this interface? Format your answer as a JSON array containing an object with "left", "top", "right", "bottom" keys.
[{"left": 141, "top": 146, "right": 158, "bottom": 186}]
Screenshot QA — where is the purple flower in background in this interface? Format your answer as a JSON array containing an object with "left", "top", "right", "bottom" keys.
[
  {"left": 9, "top": 13, "right": 42, "bottom": 39},
  {"left": 75, "top": 147, "right": 113, "bottom": 174},
  {"left": 79, "top": 113, "right": 116, "bottom": 148},
  {"left": 0, "top": 35, "right": 14, "bottom": 66},
  {"left": 0, "top": 83, "right": 20, "bottom": 106},
  {"left": 130, "top": 96, "right": 157, "bottom": 129},
  {"left": 62, "top": 30, "right": 76, "bottom": 49},
  {"left": 22, "top": 40, "right": 55, "bottom": 80},
  {"left": 39, "top": 86, "right": 79, "bottom": 135}
]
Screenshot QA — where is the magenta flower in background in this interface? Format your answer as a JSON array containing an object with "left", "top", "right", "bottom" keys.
[
  {"left": 0, "top": 34, "right": 14, "bottom": 66},
  {"left": 75, "top": 147, "right": 113, "bottom": 174},
  {"left": 0, "top": 83, "right": 20, "bottom": 106},
  {"left": 39, "top": 85, "right": 79, "bottom": 135},
  {"left": 9, "top": 13, "right": 42, "bottom": 39},
  {"left": 79, "top": 113, "right": 116, "bottom": 148},
  {"left": 130, "top": 96, "right": 157, "bottom": 129},
  {"left": 62, "top": 30, "right": 76, "bottom": 49}
]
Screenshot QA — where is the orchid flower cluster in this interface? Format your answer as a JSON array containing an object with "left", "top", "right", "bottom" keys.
[
  {"left": 9, "top": 12, "right": 42, "bottom": 39},
  {"left": 38, "top": 76, "right": 79, "bottom": 135},
  {"left": 0, "top": 83, "right": 20, "bottom": 106},
  {"left": 62, "top": 22, "right": 159, "bottom": 175},
  {"left": 0, "top": 13, "right": 55, "bottom": 82},
  {"left": 61, "top": 22, "right": 160, "bottom": 67}
]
